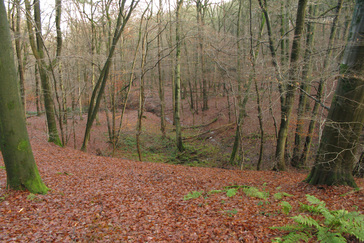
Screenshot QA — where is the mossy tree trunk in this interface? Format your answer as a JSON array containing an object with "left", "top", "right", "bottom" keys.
[
  {"left": 157, "top": 0, "right": 166, "bottom": 138},
  {"left": 291, "top": 4, "right": 317, "bottom": 167},
  {"left": 275, "top": 0, "right": 308, "bottom": 171},
  {"left": 24, "top": 0, "right": 62, "bottom": 146},
  {"left": 306, "top": 0, "right": 364, "bottom": 187},
  {"left": 175, "top": 0, "right": 184, "bottom": 152},
  {"left": 13, "top": 0, "right": 26, "bottom": 113},
  {"left": 0, "top": 0, "right": 48, "bottom": 194},
  {"left": 299, "top": 0, "right": 344, "bottom": 166},
  {"left": 136, "top": 7, "right": 151, "bottom": 161}
]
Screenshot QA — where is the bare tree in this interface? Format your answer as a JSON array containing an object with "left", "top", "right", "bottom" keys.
[{"left": 81, "top": 0, "right": 139, "bottom": 151}]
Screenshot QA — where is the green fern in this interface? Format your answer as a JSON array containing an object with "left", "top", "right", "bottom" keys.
[
  {"left": 183, "top": 191, "right": 203, "bottom": 200},
  {"left": 226, "top": 188, "right": 238, "bottom": 197},
  {"left": 317, "top": 227, "right": 346, "bottom": 243},
  {"left": 271, "top": 194, "right": 364, "bottom": 242},
  {"left": 243, "top": 186, "right": 269, "bottom": 199},
  {"left": 292, "top": 214, "right": 321, "bottom": 228},
  {"left": 280, "top": 201, "right": 292, "bottom": 215},
  {"left": 271, "top": 224, "right": 306, "bottom": 232},
  {"left": 273, "top": 231, "right": 311, "bottom": 243}
]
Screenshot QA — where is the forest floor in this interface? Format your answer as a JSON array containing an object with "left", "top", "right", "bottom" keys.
[{"left": 0, "top": 110, "right": 363, "bottom": 242}]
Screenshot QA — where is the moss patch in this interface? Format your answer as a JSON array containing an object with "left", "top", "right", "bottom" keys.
[
  {"left": 17, "top": 140, "right": 29, "bottom": 152},
  {"left": 7, "top": 101, "right": 15, "bottom": 110}
]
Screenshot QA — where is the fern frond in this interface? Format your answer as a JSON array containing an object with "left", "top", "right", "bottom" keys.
[
  {"left": 280, "top": 201, "right": 292, "bottom": 215},
  {"left": 272, "top": 194, "right": 364, "bottom": 243},
  {"left": 243, "top": 187, "right": 269, "bottom": 199},
  {"left": 347, "top": 227, "right": 364, "bottom": 241},
  {"left": 335, "top": 211, "right": 364, "bottom": 241},
  {"left": 282, "top": 192, "right": 293, "bottom": 197},
  {"left": 292, "top": 215, "right": 320, "bottom": 229},
  {"left": 306, "top": 194, "right": 325, "bottom": 206},
  {"left": 270, "top": 224, "right": 305, "bottom": 232},
  {"left": 300, "top": 203, "right": 321, "bottom": 213},
  {"left": 280, "top": 231, "right": 310, "bottom": 243},
  {"left": 226, "top": 188, "right": 238, "bottom": 197},
  {"left": 317, "top": 228, "right": 346, "bottom": 243}
]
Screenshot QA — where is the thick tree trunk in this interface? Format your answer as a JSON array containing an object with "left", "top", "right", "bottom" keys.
[
  {"left": 306, "top": 0, "right": 364, "bottom": 187},
  {"left": 0, "top": 1, "right": 47, "bottom": 194}
]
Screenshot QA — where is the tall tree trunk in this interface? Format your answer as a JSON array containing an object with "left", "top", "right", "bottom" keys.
[
  {"left": 306, "top": 0, "right": 364, "bottom": 187},
  {"left": 157, "top": 0, "right": 166, "bottom": 138},
  {"left": 136, "top": 8, "right": 151, "bottom": 161},
  {"left": 25, "top": 0, "right": 62, "bottom": 146},
  {"left": 196, "top": 0, "right": 208, "bottom": 111},
  {"left": 229, "top": 0, "right": 244, "bottom": 165},
  {"left": 0, "top": 0, "right": 48, "bottom": 194},
  {"left": 175, "top": 0, "right": 184, "bottom": 152},
  {"left": 81, "top": 0, "right": 138, "bottom": 151},
  {"left": 55, "top": 0, "right": 66, "bottom": 146},
  {"left": 35, "top": 65, "right": 41, "bottom": 116},
  {"left": 300, "top": 0, "right": 344, "bottom": 165},
  {"left": 258, "top": 0, "right": 285, "bottom": 103},
  {"left": 275, "top": 0, "right": 308, "bottom": 171},
  {"left": 13, "top": 0, "right": 26, "bottom": 113},
  {"left": 116, "top": 34, "right": 141, "bottom": 146},
  {"left": 249, "top": 4, "right": 265, "bottom": 170},
  {"left": 291, "top": 4, "right": 317, "bottom": 167}
]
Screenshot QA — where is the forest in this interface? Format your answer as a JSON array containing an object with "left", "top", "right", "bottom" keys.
[{"left": 0, "top": 0, "right": 363, "bottom": 241}]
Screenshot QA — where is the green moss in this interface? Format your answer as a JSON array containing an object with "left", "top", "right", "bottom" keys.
[
  {"left": 48, "top": 135, "right": 63, "bottom": 147},
  {"left": 17, "top": 140, "right": 29, "bottom": 152},
  {"left": 7, "top": 101, "right": 15, "bottom": 110},
  {"left": 9, "top": 129, "right": 15, "bottom": 136},
  {"left": 24, "top": 177, "right": 49, "bottom": 194}
]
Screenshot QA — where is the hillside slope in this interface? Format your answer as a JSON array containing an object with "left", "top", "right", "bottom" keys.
[{"left": 0, "top": 115, "right": 363, "bottom": 242}]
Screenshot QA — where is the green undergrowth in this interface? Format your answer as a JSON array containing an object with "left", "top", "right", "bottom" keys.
[
  {"left": 272, "top": 195, "right": 364, "bottom": 243},
  {"left": 183, "top": 183, "right": 291, "bottom": 202},
  {"left": 114, "top": 132, "right": 229, "bottom": 166},
  {"left": 183, "top": 184, "right": 363, "bottom": 242}
]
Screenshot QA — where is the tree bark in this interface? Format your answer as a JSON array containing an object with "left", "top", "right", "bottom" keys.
[
  {"left": 175, "top": 0, "right": 184, "bottom": 152},
  {"left": 24, "top": 0, "right": 61, "bottom": 146},
  {"left": 157, "top": 0, "right": 166, "bottom": 138},
  {"left": 300, "top": 0, "right": 344, "bottom": 166},
  {"left": 0, "top": 0, "right": 48, "bottom": 194},
  {"left": 196, "top": 0, "right": 208, "bottom": 111},
  {"left": 136, "top": 8, "right": 151, "bottom": 161},
  {"left": 306, "top": 0, "right": 364, "bottom": 187},
  {"left": 13, "top": 0, "right": 26, "bottom": 113},
  {"left": 275, "top": 0, "right": 308, "bottom": 171},
  {"left": 291, "top": 4, "right": 317, "bottom": 167}
]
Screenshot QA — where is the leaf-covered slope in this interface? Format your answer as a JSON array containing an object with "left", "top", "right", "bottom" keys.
[{"left": 0, "top": 118, "right": 363, "bottom": 242}]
